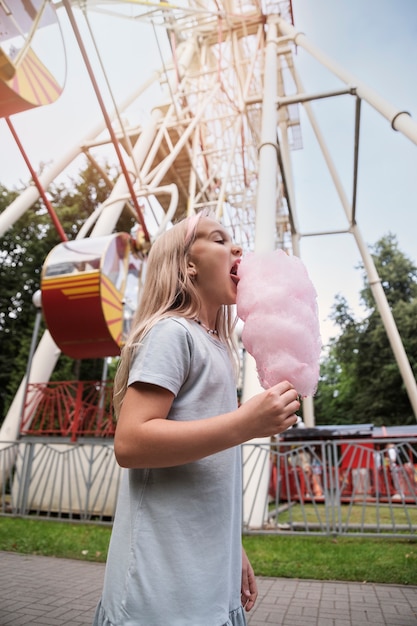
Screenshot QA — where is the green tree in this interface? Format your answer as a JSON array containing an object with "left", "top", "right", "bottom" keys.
[
  {"left": 0, "top": 185, "right": 56, "bottom": 418},
  {"left": 314, "top": 234, "right": 417, "bottom": 427},
  {"left": 360, "top": 234, "right": 417, "bottom": 309}
]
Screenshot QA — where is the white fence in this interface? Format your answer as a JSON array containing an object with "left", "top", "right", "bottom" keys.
[{"left": 1, "top": 437, "right": 416, "bottom": 537}]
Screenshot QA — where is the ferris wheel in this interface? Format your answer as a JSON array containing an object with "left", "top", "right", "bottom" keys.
[{"left": 1, "top": 0, "right": 417, "bottom": 449}]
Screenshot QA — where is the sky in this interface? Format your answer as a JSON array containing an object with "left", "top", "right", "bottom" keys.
[
  {"left": 288, "top": 0, "right": 417, "bottom": 343},
  {"left": 1, "top": 0, "right": 416, "bottom": 346}
]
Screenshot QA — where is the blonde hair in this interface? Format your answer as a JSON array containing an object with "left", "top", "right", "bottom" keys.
[{"left": 113, "top": 210, "right": 239, "bottom": 417}]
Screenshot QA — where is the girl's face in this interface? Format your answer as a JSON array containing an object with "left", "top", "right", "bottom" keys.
[{"left": 187, "top": 217, "right": 242, "bottom": 307}]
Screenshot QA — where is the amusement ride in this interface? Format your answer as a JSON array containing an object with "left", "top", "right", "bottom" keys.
[{"left": 0, "top": 0, "right": 416, "bottom": 526}]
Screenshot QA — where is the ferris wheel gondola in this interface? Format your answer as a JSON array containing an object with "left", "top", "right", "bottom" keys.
[
  {"left": 0, "top": 0, "right": 64, "bottom": 117},
  {"left": 41, "top": 233, "right": 143, "bottom": 358}
]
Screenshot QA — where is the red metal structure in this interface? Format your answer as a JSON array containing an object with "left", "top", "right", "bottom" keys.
[{"left": 20, "top": 381, "right": 115, "bottom": 442}]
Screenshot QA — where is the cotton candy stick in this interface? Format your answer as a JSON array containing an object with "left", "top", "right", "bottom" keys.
[{"left": 236, "top": 250, "right": 321, "bottom": 397}]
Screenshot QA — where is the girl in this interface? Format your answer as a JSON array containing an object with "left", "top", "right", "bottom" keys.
[{"left": 93, "top": 210, "right": 300, "bottom": 626}]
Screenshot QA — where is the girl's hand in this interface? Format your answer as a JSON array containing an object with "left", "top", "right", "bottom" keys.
[
  {"left": 240, "top": 380, "right": 300, "bottom": 438},
  {"left": 241, "top": 547, "right": 258, "bottom": 612}
]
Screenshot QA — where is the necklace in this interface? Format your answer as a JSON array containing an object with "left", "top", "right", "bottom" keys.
[{"left": 195, "top": 318, "right": 218, "bottom": 335}]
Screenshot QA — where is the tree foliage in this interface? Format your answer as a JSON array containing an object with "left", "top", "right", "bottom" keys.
[{"left": 314, "top": 234, "right": 417, "bottom": 427}]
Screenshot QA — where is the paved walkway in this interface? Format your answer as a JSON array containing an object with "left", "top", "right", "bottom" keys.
[{"left": 0, "top": 551, "right": 416, "bottom": 625}]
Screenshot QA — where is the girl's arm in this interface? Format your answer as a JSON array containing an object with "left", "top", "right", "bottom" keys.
[{"left": 114, "top": 380, "right": 299, "bottom": 468}]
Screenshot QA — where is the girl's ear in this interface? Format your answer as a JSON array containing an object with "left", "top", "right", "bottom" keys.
[{"left": 187, "top": 261, "right": 197, "bottom": 277}]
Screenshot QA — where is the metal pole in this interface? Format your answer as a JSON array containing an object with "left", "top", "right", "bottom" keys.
[
  {"left": 254, "top": 17, "right": 279, "bottom": 251},
  {"left": 242, "top": 16, "right": 279, "bottom": 529},
  {"left": 19, "top": 291, "right": 43, "bottom": 434},
  {"left": 276, "top": 17, "right": 417, "bottom": 146}
]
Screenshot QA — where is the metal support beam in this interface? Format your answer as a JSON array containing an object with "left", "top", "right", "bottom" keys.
[{"left": 242, "top": 16, "right": 280, "bottom": 529}]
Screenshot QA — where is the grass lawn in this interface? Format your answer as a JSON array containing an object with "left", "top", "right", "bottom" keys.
[
  {"left": 273, "top": 501, "right": 417, "bottom": 529},
  {"left": 243, "top": 533, "right": 417, "bottom": 585},
  {"left": 0, "top": 516, "right": 416, "bottom": 585}
]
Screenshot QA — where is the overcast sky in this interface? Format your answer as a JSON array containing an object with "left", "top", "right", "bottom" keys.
[{"left": 1, "top": 0, "right": 416, "bottom": 345}]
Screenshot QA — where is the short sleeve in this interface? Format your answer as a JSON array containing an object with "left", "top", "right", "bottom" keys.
[{"left": 127, "top": 318, "right": 192, "bottom": 397}]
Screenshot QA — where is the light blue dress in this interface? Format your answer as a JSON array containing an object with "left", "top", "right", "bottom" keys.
[{"left": 93, "top": 318, "right": 246, "bottom": 626}]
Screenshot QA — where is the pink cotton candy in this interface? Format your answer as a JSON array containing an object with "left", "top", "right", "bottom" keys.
[{"left": 236, "top": 250, "right": 322, "bottom": 397}]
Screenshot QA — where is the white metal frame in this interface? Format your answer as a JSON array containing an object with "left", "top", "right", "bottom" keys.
[{"left": 1, "top": 3, "right": 416, "bottom": 477}]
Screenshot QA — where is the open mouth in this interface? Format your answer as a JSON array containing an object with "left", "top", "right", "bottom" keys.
[{"left": 230, "top": 262, "right": 240, "bottom": 285}]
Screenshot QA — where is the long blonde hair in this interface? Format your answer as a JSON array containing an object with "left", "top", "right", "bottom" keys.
[{"left": 113, "top": 210, "right": 239, "bottom": 417}]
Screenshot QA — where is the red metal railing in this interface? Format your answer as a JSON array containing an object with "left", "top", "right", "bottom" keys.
[{"left": 20, "top": 381, "right": 116, "bottom": 441}]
